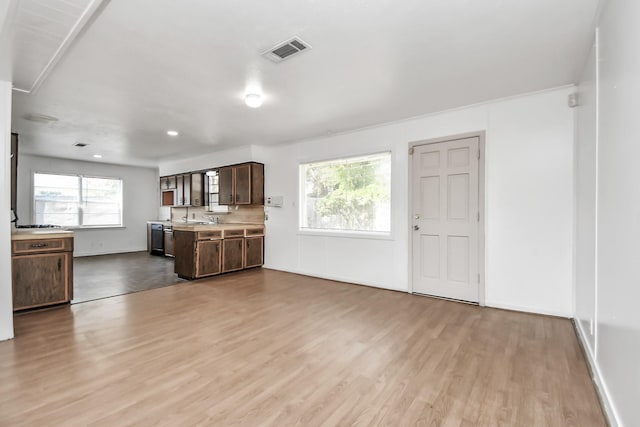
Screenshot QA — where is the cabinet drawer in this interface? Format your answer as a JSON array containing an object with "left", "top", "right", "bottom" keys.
[
  {"left": 222, "top": 229, "right": 245, "bottom": 238},
  {"left": 244, "top": 226, "right": 265, "bottom": 237},
  {"left": 197, "top": 230, "right": 222, "bottom": 240},
  {"left": 12, "top": 238, "right": 72, "bottom": 254}
]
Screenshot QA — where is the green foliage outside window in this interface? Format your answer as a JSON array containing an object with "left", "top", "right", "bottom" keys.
[{"left": 301, "top": 152, "right": 391, "bottom": 233}]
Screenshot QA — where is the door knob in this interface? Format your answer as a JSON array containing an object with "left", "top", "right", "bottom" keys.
[{"left": 413, "top": 225, "right": 420, "bottom": 230}]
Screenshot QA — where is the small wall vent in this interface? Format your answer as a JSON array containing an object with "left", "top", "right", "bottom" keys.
[
  {"left": 74, "top": 142, "right": 88, "bottom": 147},
  {"left": 262, "top": 37, "right": 311, "bottom": 63}
]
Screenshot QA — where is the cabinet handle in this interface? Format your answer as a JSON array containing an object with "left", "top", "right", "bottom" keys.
[
  {"left": 30, "top": 243, "right": 48, "bottom": 248},
  {"left": 229, "top": 194, "right": 233, "bottom": 203},
  {"left": 58, "top": 259, "right": 61, "bottom": 271}
]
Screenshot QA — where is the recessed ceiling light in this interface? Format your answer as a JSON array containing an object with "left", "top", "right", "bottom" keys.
[
  {"left": 245, "top": 94, "right": 263, "bottom": 108},
  {"left": 93, "top": 154, "right": 102, "bottom": 159},
  {"left": 167, "top": 130, "right": 179, "bottom": 136}
]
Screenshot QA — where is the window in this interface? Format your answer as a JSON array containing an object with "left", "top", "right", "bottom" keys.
[
  {"left": 204, "top": 170, "right": 228, "bottom": 213},
  {"left": 34, "top": 173, "right": 123, "bottom": 227},
  {"left": 300, "top": 152, "right": 391, "bottom": 234}
]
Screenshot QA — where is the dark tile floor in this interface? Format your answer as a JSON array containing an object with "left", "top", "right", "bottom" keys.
[{"left": 73, "top": 251, "right": 186, "bottom": 303}]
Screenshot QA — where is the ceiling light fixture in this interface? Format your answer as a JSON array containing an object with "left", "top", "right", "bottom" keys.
[
  {"left": 245, "top": 93, "right": 263, "bottom": 108},
  {"left": 167, "top": 130, "right": 179, "bottom": 136},
  {"left": 93, "top": 154, "right": 102, "bottom": 158}
]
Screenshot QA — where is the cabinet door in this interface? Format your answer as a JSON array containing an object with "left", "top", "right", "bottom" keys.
[
  {"left": 234, "top": 164, "right": 251, "bottom": 204},
  {"left": 190, "top": 173, "right": 203, "bottom": 207},
  {"left": 218, "top": 166, "right": 234, "bottom": 205},
  {"left": 196, "top": 240, "right": 221, "bottom": 277},
  {"left": 183, "top": 174, "right": 191, "bottom": 206},
  {"left": 176, "top": 175, "right": 185, "bottom": 205},
  {"left": 166, "top": 176, "right": 177, "bottom": 189},
  {"left": 250, "top": 163, "right": 264, "bottom": 205},
  {"left": 244, "top": 236, "right": 263, "bottom": 268},
  {"left": 161, "top": 190, "right": 175, "bottom": 206},
  {"left": 12, "top": 253, "right": 68, "bottom": 310},
  {"left": 222, "top": 238, "right": 244, "bottom": 272}
]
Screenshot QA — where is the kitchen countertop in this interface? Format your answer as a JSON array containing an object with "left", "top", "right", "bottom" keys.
[
  {"left": 11, "top": 229, "right": 75, "bottom": 240},
  {"left": 171, "top": 223, "right": 264, "bottom": 232}
]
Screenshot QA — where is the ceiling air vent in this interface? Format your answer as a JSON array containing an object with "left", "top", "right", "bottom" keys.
[
  {"left": 74, "top": 142, "right": 88, "bottom": 147},
  {"left": 262, "top": 37, "right": 311, "bottom": 63}
]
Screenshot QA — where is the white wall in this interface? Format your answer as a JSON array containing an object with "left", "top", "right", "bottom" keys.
[
  {"left": 0, "top": 80, "right": 14, "bottom": 341},
  {"left": 252, "top": 87, "right": 575, "bottom": 316},
  {"left": 574, "top": 1, "right": 640, "bottom": 426},
  {"left": 159, "top": 145, "right": 253, "bottom": 176},
  {"left": 17, "top": 155, "right": 159, "bottom": 256}
]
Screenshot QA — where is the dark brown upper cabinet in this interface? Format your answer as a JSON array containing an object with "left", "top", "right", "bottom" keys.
[
  {"left": 160, "top": 173, "right": 203, "bottom": 207},
  {"left": 218, "top": 162, "right": 264, "bottom": 206}
]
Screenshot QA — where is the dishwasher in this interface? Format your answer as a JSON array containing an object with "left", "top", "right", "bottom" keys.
[{"left": 150, "top": 223, "right": 164, "bottom": 255}]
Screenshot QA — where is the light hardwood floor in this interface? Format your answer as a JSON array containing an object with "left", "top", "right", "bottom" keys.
[{"left": 0, "top": 269, "right": 605, "bottom": 426}]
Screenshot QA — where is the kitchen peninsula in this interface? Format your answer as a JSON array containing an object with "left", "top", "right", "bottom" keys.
[{"left": 173, "top": 223, "right": 264, "bottom": 280}]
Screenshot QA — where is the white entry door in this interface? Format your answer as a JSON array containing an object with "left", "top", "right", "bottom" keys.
[{"left": 411, "top": 136, "right": 480, "bottom": 302}]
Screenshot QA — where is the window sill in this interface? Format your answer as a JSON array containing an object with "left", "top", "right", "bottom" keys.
[
  {"left": 65, "top": 225, "right": 126, "bottom": 230},
  {"left": 297, "top": 229, "right": 393, "bottom": 241}
]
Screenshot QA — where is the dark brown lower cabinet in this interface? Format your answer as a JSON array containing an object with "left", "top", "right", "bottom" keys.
[
  {"left": 11, "top": 236, "right": 74, "bottom": 311},
  {"left": 174, "top": 227, "right": 264, "bottom": 279},
  {"left": 244, "top": 236, "right": 263, "bottom": 268},
  {"left": 196, "top": 240, "right": 221, "bottom": 277},
  {"left": 222, "top": 238, "right": 244, "bottom": 273}
]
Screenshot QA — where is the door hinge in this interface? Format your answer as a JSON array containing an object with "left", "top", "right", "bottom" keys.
[
  {"left": 477, "top": 211, "right": 480, "bottom": 222},
  {"left": 409, "top": 146, "right": 414, "bottom": 155},
  {"left": 477, "top": 149, "right": 480, "bottom": 160},
  {"left": 477, "top": 274, "right": 480, "bottom": 284}
]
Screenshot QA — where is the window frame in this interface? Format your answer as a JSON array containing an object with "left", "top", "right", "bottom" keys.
[
  {"left": 298, "top": 151, "right": 393, "bottom": 240},
  {"left": 32, "top": 171, "right": 124, "bottom": 229}
]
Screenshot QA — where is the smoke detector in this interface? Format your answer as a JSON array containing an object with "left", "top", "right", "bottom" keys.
[{"left": 262, "top": 37, "right": 311, "bottom": 63}]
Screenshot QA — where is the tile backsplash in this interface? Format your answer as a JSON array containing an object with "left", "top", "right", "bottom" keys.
[{"left": 170, "top": 205, "right": 265, "bottom": 224}]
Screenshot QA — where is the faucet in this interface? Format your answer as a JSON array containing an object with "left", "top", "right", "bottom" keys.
[{"left": 206, "top": 215, "right": 219, "bottom": 224}]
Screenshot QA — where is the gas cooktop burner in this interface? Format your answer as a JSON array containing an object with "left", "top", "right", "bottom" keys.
[{"left": 15, "top": 224, "right": 62, "bottom": 229}]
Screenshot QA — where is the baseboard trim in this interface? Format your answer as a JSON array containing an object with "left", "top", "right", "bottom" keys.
[
  {"left": 74, "top": 248, "right": 148, "bottom": 257},
  {"left": 485, "top": 300, "right": 571, "bottom": 318},
  {"left": 263, "top": 266, "right": 406, "bottom": 293},
  {"left": 573, "top": 319, "right": 621, "bottom": 427}
]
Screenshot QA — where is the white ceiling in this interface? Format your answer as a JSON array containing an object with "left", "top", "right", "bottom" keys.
[
  {"left": 10, "top": 0, "right": 600, "bottom": 167},
  {"left": 11, "top": 0, "right": 99, "bottom": 93}
]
